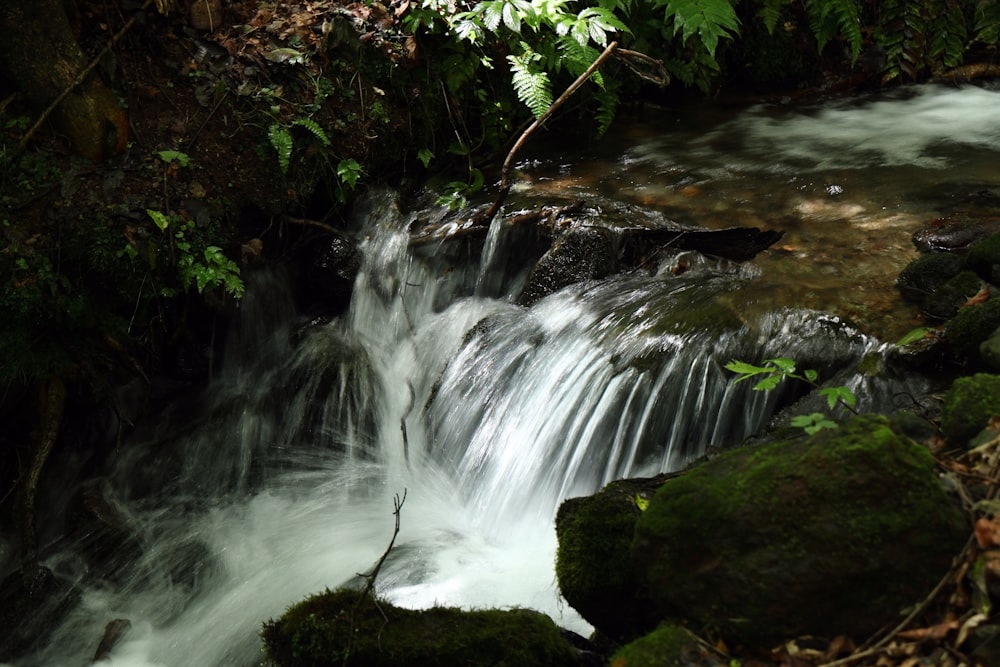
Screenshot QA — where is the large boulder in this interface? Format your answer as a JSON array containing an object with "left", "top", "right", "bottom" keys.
[
  {"left": 261, "top": 588, "right": 585, "bottom": 666},
  {"left": 630, "top": 415, "right": 967, "bottom": 647}
]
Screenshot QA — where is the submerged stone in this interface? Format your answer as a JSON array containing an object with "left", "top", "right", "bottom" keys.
[
  {"left": 261, "top": 588, "right": 583, "bottom": 666},
  {"left": 630, "top": 415, "right": 967, "bottom": 647}
]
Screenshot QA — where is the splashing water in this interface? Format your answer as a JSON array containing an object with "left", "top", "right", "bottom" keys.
[{"left": 16, "top": 83, "right": 999, "bottom": 666}]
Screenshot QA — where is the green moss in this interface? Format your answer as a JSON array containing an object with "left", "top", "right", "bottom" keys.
[
  {"left": 554, "top": 477, "right": 662, "bottom": 642},
  {"left": 261, "top": 588, "right": 579, "bottom": 667},
  {"left": 921, "top": 270, "right": 984, "bottom": 321},
  {"left": 610, "top": 624, "right": 725, "bottom": 667},
  {"left": 965, "top": 232, "right": 1000, "bottom": 280},
  {"left": 945, "top": 298, "right": 1000, "bottom": 360},
  {"left": 631, "top": 415, "right": 967, "bottom": 646},
  {"left": 941, "top": 373, "right": 1000, "bottom": 447}
]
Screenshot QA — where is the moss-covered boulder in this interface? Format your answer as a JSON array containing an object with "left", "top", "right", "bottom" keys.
[
  {"left": 896, "top": 252, "right": 965, "bottom": 303},
  {"left": 609, "top": 624, "right": 727, "bottom": 667},
  {"left": 945, "top": 298, "right": 1000, "bottom": 361},
  {"left": 630, "top": 415, "right": 967, "bottom": 647},
  {"left": 920, "top": 270, "right": 985, "bottom": 321},
  {"left": 965, "top": 232, "right": 1000, "bottom": 283},
  {"left": 555, "top": 476, "right": 667, "bottom": 642},
  {"left": 261, "top": 588, "right": 582, "bottom": 667},
  {"left": 941, "top": 373, "right": 1000, "bottom": 447}
]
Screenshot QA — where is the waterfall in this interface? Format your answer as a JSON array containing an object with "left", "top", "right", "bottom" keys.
[{"left": 18, "top": 80, "right": 1000, "bottom": 664}]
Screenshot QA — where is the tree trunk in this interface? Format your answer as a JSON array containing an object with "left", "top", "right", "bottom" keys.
[{"left": 0, "top": 0, "right": 128, "bottom": 160}]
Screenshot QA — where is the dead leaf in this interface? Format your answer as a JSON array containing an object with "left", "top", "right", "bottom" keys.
[
  {"left": 974, "top": 517, "right": 1000, "bottom": 548},
  {"left": 956, "top": 612, "right": 988, "bottom": 647},
  {"left": 961, "top": 285, "right": 990, "bottom": 308},
  {"left": 896, "top": 619, "right": 960, "bottom": 641}
]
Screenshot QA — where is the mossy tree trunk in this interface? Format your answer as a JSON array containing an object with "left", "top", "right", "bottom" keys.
[{"left": 0, "top": 0, "right": 128, "bottom": 161}]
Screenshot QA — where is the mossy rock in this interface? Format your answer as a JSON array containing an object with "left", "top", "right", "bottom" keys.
[
  {"left": 896, "top": 251, "right": 965, "bottom": 304},
  {"left": 965, "top": 232, "right": 1000, "bottom": 281},
  {"left": 555, "top": 476, "right": 666, "bottom": 642},
  {"left": 945, "top": 298, "right": 1000, "bottom": 361},
  {"left": 941, "top": 373, "right": 1000, "bottom": 447},
  {"left": 631, "top": 415, "right": 967, "bottom": 648},
  {"left": 920, "top": 270, "right": 984, "bottom": 321},
  {"left": 261, "top": 588, "right": 581, "bottom": 667},
  {"left": 609, "top": 624, "right": 727, "bottom": 667}
]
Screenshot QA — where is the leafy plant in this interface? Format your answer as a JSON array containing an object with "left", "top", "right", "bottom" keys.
[
  {"left": 142, "top": 209, "right": 244, "bottom": 298},
  {"left": 725, "top": 357, "right": 858, "bottom": 434}
]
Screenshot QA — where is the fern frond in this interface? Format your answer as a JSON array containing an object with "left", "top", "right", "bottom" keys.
[
  {"left": 593, "top": 86, "right": 618, "bottom": 136},
  {"left": 804, "top": 0, "right": 862, "bottom": 63},
  {"left": 973, "top": 0, "right": 1000, "bottom": 46},
  {"left": 756, "top": 0, "right": 786, "bottom": 34},
  {"left": 929, "top": 4, "right": 967, "bottom": 69},
  {"left": 557, "top": 35, "right": 604, "bottom": 87},
  {"left": 652, "top": 0, "right": 739, "bottom": 56},
  {"left": 268, "top": 124, "right": 293, "bottom": 175},
  {"left": 292, "top": 117, "right": 331, "bottom": 146},
  {"left": 508, "top": 51, "right": 553, "bottom": 118}
]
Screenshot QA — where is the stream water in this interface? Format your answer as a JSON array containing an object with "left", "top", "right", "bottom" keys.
[{"left": 7, "top": 82, "right": 1000, "bottom": 666}]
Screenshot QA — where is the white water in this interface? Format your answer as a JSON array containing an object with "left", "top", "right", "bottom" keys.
[{"left": 13, "top": 83, "right": 1000, "bottom": 666}]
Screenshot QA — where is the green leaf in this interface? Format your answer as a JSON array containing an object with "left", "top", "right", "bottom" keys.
[
  {"left": 634, "top": 494, "right": 649, "bottom": 511},
  {"left": 268, "top": 124, "right": 293, "bottom": 175},
  {"left": 146, "top": 209, "right": 171, "bottom": 231},
  {"left": 819, "top": 386, "right": 857, "bottom": 410},
  {"left": 765, "top": 357, "right": 796, "bottom": 374},
  {"left": 417, "top": 148, "right": 434, "bottom": 168},
  {"left": 803, "top": 369, "right": 819, "bottom": 383},
  {"left": 724, "top": 360, "right": 771, "bottom": 377},
  {"left": 508, "top": 50, "right": 553, "bottom": 118},
  {"left": 337, "top": 159, "right": 363, "bottom": 189},
  {"left": 157, "top": 150, "right": 191, "bottom": 167},
  {"left": 655, "top": 0, "right": 740, "bottom": 56},
  {"left": 753, "top": 375, "right": 781, "bottom": 392},
  {"left": 895, "top": 326, "right": 936, "bottom": 347},
  {"left": 291, "top": 117, "right": 330, "bottom": 146}
]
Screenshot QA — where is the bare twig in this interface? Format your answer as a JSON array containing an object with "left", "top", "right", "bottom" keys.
[
  {"left": 344, "top": 490, "right": 407, "bottom": 666},
  {"left": 472, "top": 41, "right": 619, "bottom": 228}
]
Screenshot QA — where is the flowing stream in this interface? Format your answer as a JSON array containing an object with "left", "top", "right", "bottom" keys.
[{"left": 7, "top": 82, "right": 1000, "bottom": 666}]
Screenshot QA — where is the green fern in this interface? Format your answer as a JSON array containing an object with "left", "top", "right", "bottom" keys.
[
  {"left": 268, "top": 124, "right": 293, "bottom": 175},
  {"left": 292, "top": 117, "right": 331, "bottom": 146},
  {"left": 803, "top": 0, "right": 862, "bottom": 64},
  {"left": 652, "top": 0, "right": 740, "bottom": 56},
  {"left": 929, "top": 3, "right": 967, "bottom": 69},
  {"left": 973, "top": 0, "right": 1000, "bottom": 46},
  {"left": 593, "top": 86, "right": 618, "bottom": 136},
  {"left": 756, "top": 0, "right": 787, "bottom": 34},
  {"left": 557, "top": 35, "right": 605, "bottom": 88},
  {"left": 508, "top": 49, "right": 553, "bottom": 118}
]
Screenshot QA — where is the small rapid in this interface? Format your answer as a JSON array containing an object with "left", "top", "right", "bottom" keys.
[{"left": 9, "top": 82, "right": 1000, "bottom": 666}]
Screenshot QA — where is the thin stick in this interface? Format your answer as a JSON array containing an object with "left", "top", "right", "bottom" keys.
[{"left": 473, "top": 40, "right": 619, "bottom": 228}]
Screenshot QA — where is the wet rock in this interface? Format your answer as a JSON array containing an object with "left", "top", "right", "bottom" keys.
[
  {"left": 912, "top": 213, "right": 1000, "bottom": 253},
  {"left": 896, "top": 252, "right": 965, "bottom": 303},
  {"left": 261, "top": 588, "right": 584, "bottom": 666},
  {"left": 555, "top": 476, "right": 668, "bottom": 642},
  {"left": 519, "top": 226, "right": 617, "bottom": 306},
  {"left": 607, "top": 415, "right": 966, "bottom": 648},
  {"left": 65, "top": 478, "right": 144, "bottom": 582},
  {"left": 965, "top": 231, "right": 1000, "bottom": 282},
  {"left": 980, "top": 327, "right": 1000, "bottom": 372},
  {"left": 93, "top": 618, "right": 132, "bottom": 661},
  {"left": 920, "top": 270, "right": 985, "bottom": 320},
  {"left": 0, "top": 566, "right": 79, "bottom": 661},
  {"left": 941, "top": 373, "right": 1000, "bottom": 447},
  {"left": 300, "top": 232, "right": 361, "bottom": 315},
  {"left": 945, "top": 298, "right": 1000, "bottom": 361},
  {"left": 621, "top": 225, "right": 784, "bottom": 263}
]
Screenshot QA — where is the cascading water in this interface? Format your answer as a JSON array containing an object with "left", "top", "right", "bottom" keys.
[{"left": 8, "top": 82, "right": 1000, "bottom": 666}]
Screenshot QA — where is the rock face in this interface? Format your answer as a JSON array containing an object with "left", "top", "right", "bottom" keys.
[
  {"left": 262, "top": 588, "right": 585, "bottom": 666},
  {"left": 556, "top": 416, "right": 968, "bottom": 649},
  {"left": 300, "top": 232, "right": 361, "bottom": 315}
]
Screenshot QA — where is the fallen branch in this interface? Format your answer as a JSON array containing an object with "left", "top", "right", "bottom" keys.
[
  {"left": 344, "top": 490, "right": 407, "bottom": 666},
  {"left": 472, "top": 41, "right": 620, "bottom": 229}
]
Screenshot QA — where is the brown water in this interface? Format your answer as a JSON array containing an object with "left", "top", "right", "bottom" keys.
[{"left": 509, "top": 83, "right": 1000, "bottom": 341}]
